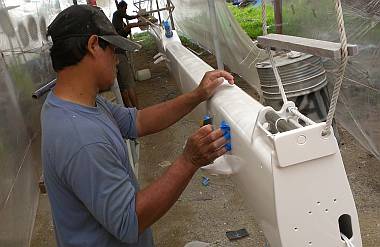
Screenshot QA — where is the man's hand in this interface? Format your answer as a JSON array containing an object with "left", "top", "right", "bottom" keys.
[
  {"left": 194, "top": 70, "right": 234, "bottom": 102},
  {"left": 182, "top": 125, "right": 229, "bottom": 168}
]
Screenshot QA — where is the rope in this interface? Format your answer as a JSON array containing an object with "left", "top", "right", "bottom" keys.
[
  {"left": 261, "top": 0, "right": 267, "bottom": 36},
  {"left": 288, "top": 106, "right": 316, "bottom": 126},
  {"left": 322, "top": 0, "right": 349, "bottom": 136},
  {"left": 260, "top": 0, "right": 349, "bottom": 131},
  {"left": 341, "top": 233, "right": 355, "bottom": 247},
  {"left": 268, "top": 50, "right": 288, "bottom": 104},
  {"left": 261, "top": 0, "right": 288, "bottom": 105}
]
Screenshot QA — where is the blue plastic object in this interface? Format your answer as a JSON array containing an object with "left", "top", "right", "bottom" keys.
[
  {"left": 220, "top": 121, "right": 232, "bottom": 151},
  {"left": 220, "top": 120, "right": 231, "bottom": 134},
  {"left": 202, "top": 176, "right": 210, "bottom": 186},
  {"left": 223, "top": 132, "right": 231, "bottom": 140},
  {"left": 163, "top": 20, "right": 173, "bottom": 38},
  {"left": 225, "top": 143, "right": 232, "bottom": 151},
  {"left": 202, "top": 115, "right": 213, "bottom": 126}
]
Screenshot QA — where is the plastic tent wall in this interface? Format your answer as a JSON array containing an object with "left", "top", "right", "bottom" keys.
[
  {"left": 156, "top": 0, "right": 380, "bottom": 159},
  {"left": 159, "top": 0, "right": 267, "bottom": 91},
  {"left": 0, "top": 0, "right": 114, "bottom": 245},
  {"left": 0, "top": 0, "right": 59, "bottom": 245},
  {"left": 281, "top": 0, "right": 380, "bottom": 160}
]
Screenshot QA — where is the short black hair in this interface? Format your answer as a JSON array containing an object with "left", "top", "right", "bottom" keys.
[
  {"left": 49, "top": 36, "right": 109, "bottom": 72},
  {"left": 118, "top": 1, "right": 127, "bottom": 9}
]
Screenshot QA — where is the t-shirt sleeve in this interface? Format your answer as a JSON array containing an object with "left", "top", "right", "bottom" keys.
[
  {"left": 65, "top": 142, "right": 139, "bottom": 244},
  {"left": 101, "top": 98, "right": 138, "bottom": 139}
]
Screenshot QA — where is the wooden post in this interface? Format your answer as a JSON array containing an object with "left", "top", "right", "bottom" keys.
[{"left": 273, "top": 0, "right": 282, "bottom": 34}]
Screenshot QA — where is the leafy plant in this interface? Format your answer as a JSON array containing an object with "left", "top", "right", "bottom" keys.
[{"left": 227, "top": 3, "right": 275, "bottom": 39}]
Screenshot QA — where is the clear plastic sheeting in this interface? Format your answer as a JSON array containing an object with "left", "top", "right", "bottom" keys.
[
  {"left": 0, "top": 0, "right": 120, "bottom": 244},
  {"left": 280, "top": 0, "right": 380, "bottom": 159},
  {"left": 156, "top": 0, "right": 380, "bottom": 159},
  {"left": 0, "top": 0, "right": 68, "bottom": 245},
  {"left": 158, "top": 0, "right": 266, "bottom": 91}
]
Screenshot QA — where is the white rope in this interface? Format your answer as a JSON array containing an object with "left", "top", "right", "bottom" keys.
[
  {"left": 322, "top": 0, "right": 349, "bottom": 136},
  {"left": 261, "top": 0, "right": 267, "bottom": 36},
  {"left": 260, "top": 0, "right": 349, "bottom": 131},
  {"left": 288, "top": 106, "right": 316, "bottom": 126},
  {"left": 261, "top": 0, "right": 288, "bottom": 105},
  {"left": 341, "top": 233, "right": 355, "bottom": 247},
  {"left": 268, "top": 50, "right": 288, "bottom": 104}
]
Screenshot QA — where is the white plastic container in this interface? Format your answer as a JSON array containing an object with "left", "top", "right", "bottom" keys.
[{"left": 136, "top": 69, "right": 151, "bottom": 81}]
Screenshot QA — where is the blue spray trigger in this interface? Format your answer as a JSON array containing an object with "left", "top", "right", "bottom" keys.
[
  {"left": 220, "top": 121, "right": 232, "bottom": 151},
  {"left": 220, "top": 120, "right": 230, "bottom": 134},
  {"left": 225, "top": 142, "right": 232, "bottom": 151},
  {"left": 224, "top": 132, "right": 231, "bottom": 140}
]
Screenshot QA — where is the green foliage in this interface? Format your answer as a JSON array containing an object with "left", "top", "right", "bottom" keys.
[
  {"left": 179, "top": 35, "right": 192, "bottom": 47},
  {"left": 132, "top": 31, "right": 156, "bottom": 50},
  {"left": 179, "top": 35, "right": 202, "bottom": 51},
  {"left": 227, "top": 3, "right": 275, "bottom": 39}
]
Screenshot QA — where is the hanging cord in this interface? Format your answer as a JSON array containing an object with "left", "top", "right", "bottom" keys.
[
  {"left": 322, "top": 0, "right": 349, "bottom": 136},
  {"left": 260, "top": 0, "right": 348, "bottom": 130},
  {"left": 262, "top": 0, "right": 314, "bottom": 126},
  {"left": 341, "top": 233, "right": 356, "bottom": 247},
  {"left": 261, "top": 0, "right": 288, "bottom": 105},
  {"left": 288, "top": 106, "right": 316, "bottom": 125}
]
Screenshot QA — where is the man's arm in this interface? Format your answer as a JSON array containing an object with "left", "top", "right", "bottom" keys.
[
  {"left": 136, "top": 70, "right": 234, "bottom": 137},
  {"left": 136, "top": 125, "right": 228, "bottom": 233},
  {"left": 123, "top": 13, "right": 139, "bottom": 21}
]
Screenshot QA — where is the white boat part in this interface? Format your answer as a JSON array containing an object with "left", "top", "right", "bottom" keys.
[{"left": 152, "top": 29, "right": 362, "bottom": 247}]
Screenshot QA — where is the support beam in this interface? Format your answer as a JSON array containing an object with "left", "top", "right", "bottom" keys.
[
  {"left": 142, "top": 6, "right": 174, "bottom": 15},
  {"left": 167, "top": 0, "right": 175, "bottom": 30},
  {"left": 155, "top": 0, "right": 162, "bottom": 24},
  {"left": 258, "top": 34, "right": 358, "bottom": 59},
  {"left": 207, "top": 0, "right": 224, "bottom": 70}
]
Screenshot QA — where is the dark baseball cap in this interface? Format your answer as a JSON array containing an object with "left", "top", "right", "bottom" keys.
[{"left": 47, "top": 4, "right": 141, "bottom": 51}]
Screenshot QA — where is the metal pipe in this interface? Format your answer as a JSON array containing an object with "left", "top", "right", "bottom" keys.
[
  {"left": 32, "top": 79, "right": 56, "bottom": 99},
  {"left": 141, "top": 6, "right": 174, "bottom": 15},
  {"left": 207, "top": 0, "right": 223, "bottom": 70},
  {"left": 265, "top": 110, "right": 297, "bottom": 133},
  {"left": 155, "top": 0, "right": 162, "bottom": 24},
  {"left": 167, "top": 0, "right": 175, "bottom": 30}
]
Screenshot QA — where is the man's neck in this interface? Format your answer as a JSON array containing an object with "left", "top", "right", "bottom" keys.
[{"left": 54, "top": 65, "right": 98, "bottom": 107}]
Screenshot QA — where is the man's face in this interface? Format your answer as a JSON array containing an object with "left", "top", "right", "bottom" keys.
[
  {"left": 94, "top": 39, "right": 118, "bottom": 91},
  {"left": 121, "top": 5, "right": 127, "bottom": 14}
]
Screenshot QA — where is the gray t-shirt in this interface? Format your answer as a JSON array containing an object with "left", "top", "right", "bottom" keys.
[{"left": 41, "top": 92, "right": 153, "bottom": 247}]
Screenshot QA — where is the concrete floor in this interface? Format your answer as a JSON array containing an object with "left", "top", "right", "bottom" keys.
[{"left": 31, "top": 36, "right": 379, "bottom": 246}]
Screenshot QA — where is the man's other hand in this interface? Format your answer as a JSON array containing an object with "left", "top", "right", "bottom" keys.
[
  {"left": 194, "top": 70, "right": 234, "bottom": 102},
  {"left": 182, "top": 125, "right": 228, "bottom": 168}
]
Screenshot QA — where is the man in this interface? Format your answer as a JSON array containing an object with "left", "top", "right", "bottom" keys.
[
  {"left": 112, "top": 0, "right": 145, "bottom": 108},
  {"left": 42, "top": 5, "right": 234, "bottom": 247}
]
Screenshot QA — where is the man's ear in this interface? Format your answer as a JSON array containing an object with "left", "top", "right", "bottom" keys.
[{"left": 87, "top": 35, "right": 100, "bottom": 57}]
